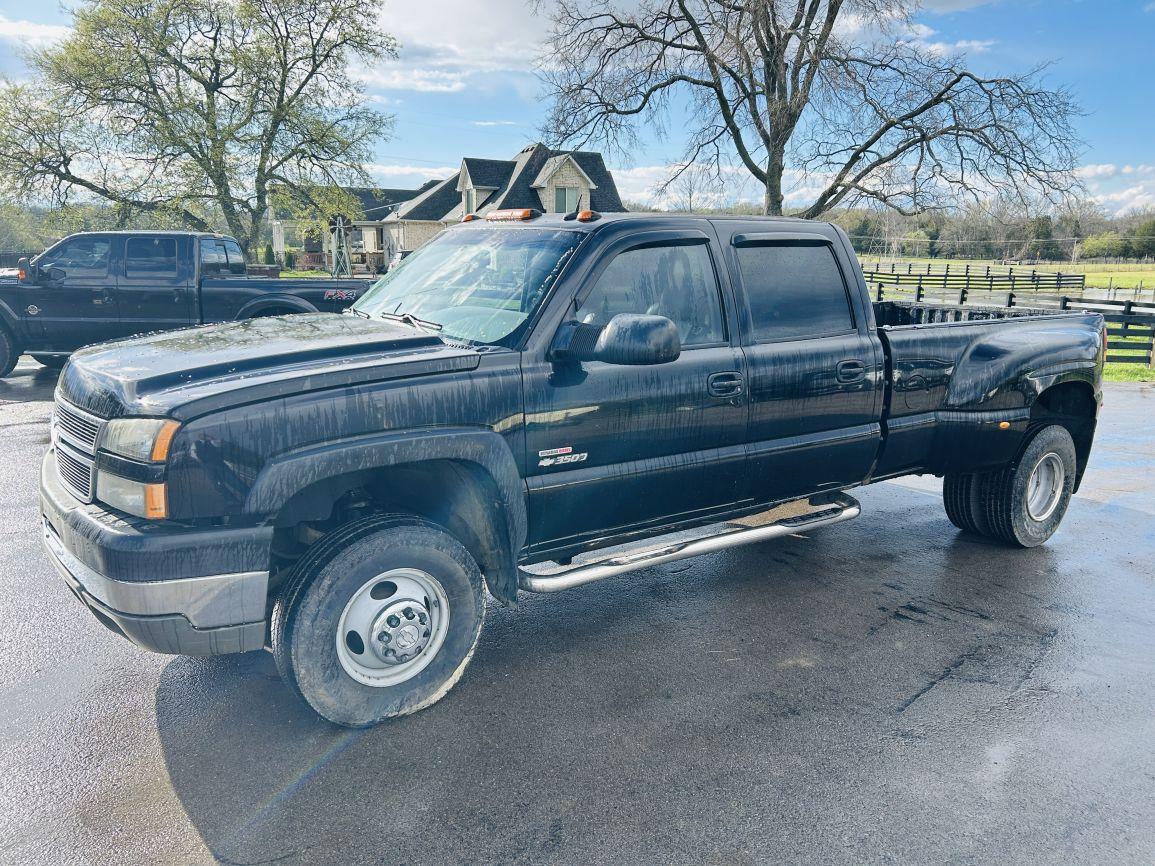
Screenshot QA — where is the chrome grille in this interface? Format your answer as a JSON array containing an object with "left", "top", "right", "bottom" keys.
[
  {"left": 55, "top": 401, "right": 101, "bottom": 454},
  {"left": 57, "top": 446, "right": 94, "bottom": 502}
]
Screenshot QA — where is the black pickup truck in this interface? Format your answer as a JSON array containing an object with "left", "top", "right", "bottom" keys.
[
  {"left": 39, "top": 211, "right": 1105, "bottom": 727},
  {"left": 1, "top": 231, "right": 370, "bottom": 376}
]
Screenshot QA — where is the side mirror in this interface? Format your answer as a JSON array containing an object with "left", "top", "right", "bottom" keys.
[
  {"left": 16, "top": 257, "right": 32, "bottom": 283},
  {"left": 552, "top": 313, "right": 681, "bottom": 366}
]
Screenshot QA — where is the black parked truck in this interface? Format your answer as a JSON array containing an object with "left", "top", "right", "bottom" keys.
[
  {"left": 1, "top": 231, "right": 370, "bottom": 375},
  {"left": 39, "top": 210, "right": 1105, "bottom": 727}
]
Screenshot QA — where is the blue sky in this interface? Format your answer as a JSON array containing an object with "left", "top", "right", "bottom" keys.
[{"left": 0, "top": 0, "right": 1152, "bottom": 212}]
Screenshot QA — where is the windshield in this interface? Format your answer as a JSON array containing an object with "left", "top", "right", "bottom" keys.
[{"left": 353, "top": 227, "right": 584, "bottom": 346}]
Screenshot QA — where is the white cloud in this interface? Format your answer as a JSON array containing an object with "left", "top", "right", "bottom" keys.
[
  {"left": 1075, "top": 164, "right": 1119, "bottom": 179},
  {"left": 1092, "top": 183, "right": 1155, "bottom": 212},
  {"left": 0, "top": 14, "right": 70, "bottom": 47},
  {"left": 1144, "top": 2, "right": 1155, "bottom": 12},
  {"left": 921, "top": 0, "right": 997, "bottom": 11},
  {"left": 1073, "top": 164, "right": 1155, "bottom": 214},
  {"left": 367, "top": 163, "right": 456, "bottom": 180},
  {"left": 363, "top": 1, "right": 549, "bottom": 94}
]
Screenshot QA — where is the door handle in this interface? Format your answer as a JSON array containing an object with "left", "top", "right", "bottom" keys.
[
  {"left": 836, "top": 360, "right": 866, "bottom": 384},
  {"left": 708, "top": 371, "right": 744, "bottom": 397}
]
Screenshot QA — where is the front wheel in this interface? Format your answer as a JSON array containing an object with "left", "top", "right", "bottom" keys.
[
  {"left": 31, "top": 354, "right": 67, "bottom": 370},
  {"left": 0, "top": 327, "right": 18, "bottom": 378},
  {"left": 271, "top": 515, "right": 486, "bottom": 727}
]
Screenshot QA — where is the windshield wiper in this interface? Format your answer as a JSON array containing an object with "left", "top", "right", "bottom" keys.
[
  {"left": 349, "top": 308, "right": 370, "bottom": 319},
  {"left": 378, "top": 311, "right": 443, "bottom": 332}
]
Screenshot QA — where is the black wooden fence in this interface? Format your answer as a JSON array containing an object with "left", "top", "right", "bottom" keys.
[
  {"left": 871, "top": 281, "right": 1155, "bottom": 367},
  {"left": 861, "top": 261, "right": 1086, "bottom": 295}
]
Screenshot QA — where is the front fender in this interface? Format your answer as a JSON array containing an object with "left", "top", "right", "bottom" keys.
[{"left": 244, "top": 427, "right": 527, "bottom": 604}]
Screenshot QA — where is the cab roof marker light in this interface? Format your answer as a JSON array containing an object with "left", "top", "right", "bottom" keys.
[
  {"left": 577, "top": 210, "right": 601, "bottom": 222},
  {"left": 462, "top": 213, "right": 479, "bottom": 222},
  {"left": 485, "top": 208, "right": 541, "bottom": 222}
]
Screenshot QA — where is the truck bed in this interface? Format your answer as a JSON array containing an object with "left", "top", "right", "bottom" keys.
[
  {"left": 873, "top": 299, "right": 1068, "bottom": 327},
  {"left": 869, "top": 300, "right": 1104, "bottom": 481}
]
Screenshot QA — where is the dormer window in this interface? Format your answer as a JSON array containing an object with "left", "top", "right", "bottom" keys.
[
  {"left": 464, "top": 188, "right": 477, "bottom": 214},
  {"left": 554, "top": 186, "right": 579, "bottom": 213}
]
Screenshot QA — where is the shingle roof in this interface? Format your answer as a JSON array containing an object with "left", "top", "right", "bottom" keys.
[
  {"left": 460, "top": 158, "right": 515, "bottom": 190},
  {"left": 346, "top": 186, "right": 425, "bottom": 218},
  {"left": 389, "top": 143, "right": 625, "bottom": 223},
  {"left": 393, "top": 175, "right": 461, "bottom": 221}
]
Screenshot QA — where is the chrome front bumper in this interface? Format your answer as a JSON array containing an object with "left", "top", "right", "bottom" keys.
[{"left": 43, "top": 520, "right": 268, "bottom": 656}]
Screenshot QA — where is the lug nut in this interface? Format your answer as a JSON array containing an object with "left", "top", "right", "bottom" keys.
[
  {"left": 387, "top": 615, "right": 400, "bottom": 627},
  {"left": 377, "top": 631, "right": 390, "bottom": 643},
  {"left": 417, "top": 612, "right": 427, "bottom": 625},
  {"left": 404, "top": 607, "right": 415, "bottom": 619}
]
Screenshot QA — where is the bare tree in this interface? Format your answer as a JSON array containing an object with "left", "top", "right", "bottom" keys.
[
  {"left": 0, "top": 0, "right": 396, "bottom": 253},
  {"left": 538, "top": 0, "right": 1082, "bottom": 217}
]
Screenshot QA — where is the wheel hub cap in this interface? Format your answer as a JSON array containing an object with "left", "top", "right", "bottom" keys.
[
  {"left": 335, "top": 567, "right": 451, "bottom": 688},
  {"left": 1026, "top": 452, "right": 1065, "bottom": 522},
  {"left": 371, "top": 600, "right": 433, "bottom": 664}
]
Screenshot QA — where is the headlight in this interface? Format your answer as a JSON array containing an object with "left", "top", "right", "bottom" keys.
[
  {"left": 96, "top": 472, "right": 167, "bottom": 520},
  {"left": 100, "top": 418, "right": 180, "bottom": 463}
]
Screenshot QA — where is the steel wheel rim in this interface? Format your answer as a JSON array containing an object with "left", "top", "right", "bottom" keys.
[
  {"left": 1026, "top": 452, "right": 1065, "bottom": 522},
  {"left": 335, "top": 568, "right": 451, "bottom": 687}
]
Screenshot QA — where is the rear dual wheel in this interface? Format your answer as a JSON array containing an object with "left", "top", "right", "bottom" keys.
[
  {"left": 271, "top": 515, "right": 486, "bottom": 727},
  {"left": 942, "top": 424, "right": 1076, "bottom": 548}
]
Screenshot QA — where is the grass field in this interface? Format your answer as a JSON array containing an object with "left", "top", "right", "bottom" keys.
[{"left": 862, "top": 257, "right": 1155, "bottom": 291}]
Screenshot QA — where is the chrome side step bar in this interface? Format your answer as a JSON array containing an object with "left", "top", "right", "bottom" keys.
[{"left": 517, "top": 493, "right": 861, "bottom": 593}]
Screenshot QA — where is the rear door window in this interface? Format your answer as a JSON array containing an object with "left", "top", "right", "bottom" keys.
[
  {"left": 222, "top": 239, "right": 246, "bottom": 275},
  {"left": 736, "top": 241, "right": 854, "bottom": 342},
  {"left": 200, "top": 240, "right": 228, "bottom": 276},
  {"left": 125, "top": 237, "right": 178, "bottom": 277}
]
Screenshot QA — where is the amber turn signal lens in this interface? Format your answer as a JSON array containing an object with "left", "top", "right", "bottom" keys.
[
  {"left": 149, "top": 420, "right": 181, "bottom": 462},
  {"left": 143, "top": 484, "right": 167, "bottom": 520},
  {"left": 462, "top": 213, "right": 478, "bottom": 222},
  {"left": 998, "top": 421, "right": 1010, "bottom": 430},
  {"left": 576, "top": 210, "right": 601, "bottom": 222}
]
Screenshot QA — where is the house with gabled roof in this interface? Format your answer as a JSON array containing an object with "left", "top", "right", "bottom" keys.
[{"left": 384, "top": 142, "right": 626, "bottom": 251}]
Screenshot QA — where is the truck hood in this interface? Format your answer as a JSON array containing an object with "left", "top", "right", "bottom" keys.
[{"left": 58, "top": 313, "right": 481, "bottom": 419}]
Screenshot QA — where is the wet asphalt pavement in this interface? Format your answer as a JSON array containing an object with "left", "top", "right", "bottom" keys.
[{"left": 0, "top": 357, "right": 1152, "bottom": 865}]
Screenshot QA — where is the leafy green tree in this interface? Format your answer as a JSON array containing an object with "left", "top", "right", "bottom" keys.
[
  {"left": 1024, "top": 216, "right": 1063, "bottom": 261},
  {"left": 0, "top": 0, "right": 396, "bottom": 254},
  {"left": 264, "top": 244, "right": 276, "bottom": 265},
  {"left": 1130, "top": 219, "right": 1155, "bottom": 258},
  {"left": 1080, "top": 232, "right": 1130, "bottom": 259}
]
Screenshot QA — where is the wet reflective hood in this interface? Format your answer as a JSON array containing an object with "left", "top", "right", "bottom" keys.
[{"left": 58, "top": 313, "right": 481, "bottom": 420}]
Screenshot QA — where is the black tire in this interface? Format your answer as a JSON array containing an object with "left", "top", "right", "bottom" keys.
[
  {"left": 943, "top": 472, "right": 993, "bottom": 536},
  {"left": 31, "top": 354, "right": 67, "bottom": 370},
  {"left": 978, "top": 424, "right": 1077, "bottom": 548},
  {"left": 943, "top": 473, "right": 979, "bottom": 533},
  {"left": 0, "top": 327, "right": 18, "bottom": 378},
  {"left": 271, "top": 514, "right": 486, "bottom": 727}
]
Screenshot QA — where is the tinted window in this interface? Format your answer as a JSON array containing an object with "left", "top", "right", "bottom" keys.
[
  {"left": 38, "top": 237, "right": 111, "bottom": 278},
  {"left": 125, "top": 237, "right": 177, "bottom": 277},
  {"left": 578, "top": 243, "right": 725, "bottom": 347},
  {"left": 737, "top": 242, "right": 853, "bottom": 341},
  {"left": 222, "top": 239, "right": 246, "bottom": 275},
  {"left": 200, "top": 240, "right": 227, "bottom": 276}
]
